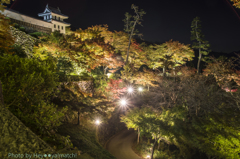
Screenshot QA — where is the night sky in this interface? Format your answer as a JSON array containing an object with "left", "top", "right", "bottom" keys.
[{"left": 5, "top": 0, "right": 240, "bottom": 53}]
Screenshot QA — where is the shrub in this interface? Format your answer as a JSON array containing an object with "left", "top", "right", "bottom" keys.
[{"left": 0, "top": 55, "right": 68, "bottom": 144}]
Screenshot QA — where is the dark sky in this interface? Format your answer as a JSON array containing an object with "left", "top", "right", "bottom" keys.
[{"left": 6, "top": 0, "right": 240, "bottom": 53}]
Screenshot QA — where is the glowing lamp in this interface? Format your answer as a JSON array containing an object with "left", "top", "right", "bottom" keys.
[
  {"left": 95, "top": 119, "right": 100, "bottom": 125},
  {"left": 138, "top": 87, "right": 143, "bottom": 92},
  {"left": 128, "top": 87, "right": 133, "bottom": 93},
  {"left": 120, "top": 98, "right": 127, "bottom": 107},
  {"left": 107, "top": 73, "right": 111, "bottom": 78}
]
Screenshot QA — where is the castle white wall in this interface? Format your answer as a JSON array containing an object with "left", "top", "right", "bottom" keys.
[
  {"left": 1, "top": 9, "right": 52, "bottom": 29},
  {"left": 1, "top": 9, "right": 70, "bottom": 34}
]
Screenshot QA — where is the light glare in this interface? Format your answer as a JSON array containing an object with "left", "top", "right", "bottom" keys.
[
  {"left": 138, "top": 87, "right": 143, "bottom": 92},
  {"left": 128, "top": 87, "right": 133, "bottom": 93},
  {"left": 120, "top": 99, "right": 127, "bottom": 106},
  {"left": 95, "top": 119, "right": 100, "bottom": 125},
  {"left": 107, "top": 73, "right": 111, "bottom": 78}
]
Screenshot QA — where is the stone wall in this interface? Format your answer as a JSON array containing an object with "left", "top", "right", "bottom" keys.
[
  {"left": 10, "top": 18, "right": 52, "bottom": 34},
  {"left": 10, "top": 26, "right": 39, "bottom": 58},
  {"left": 71, "top": 81, "right": 94, "bottom": 95}
]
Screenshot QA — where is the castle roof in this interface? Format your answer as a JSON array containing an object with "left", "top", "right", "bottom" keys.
[{"left": 45, "top": 4, "right": 68, "bottom": 17}]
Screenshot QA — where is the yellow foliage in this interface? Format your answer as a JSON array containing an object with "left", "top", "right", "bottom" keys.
[
  {"left": 230, "top": 0, "right": 240, "bottom": 8},
  {"left": 0, "top": 11, "right": 14, "bottom": 54}
]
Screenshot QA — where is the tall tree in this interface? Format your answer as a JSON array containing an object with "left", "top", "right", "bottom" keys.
[
  {"left": 148, "top": 40, "right": 194, "bottom": 77},
  {"left": 123, "top": 4, "right": 145, "bottom": 65},
  {"left": 191, "top": 17, "right": 211, "bottom": 74},
  {"left": 121, "top": 107, "right": 168, "bottom": 159}
]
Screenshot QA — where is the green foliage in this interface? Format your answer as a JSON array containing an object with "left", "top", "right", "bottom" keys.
[
  {"left": 191, "top": 17, "right": 211, "bottom": 73},
  {"left": 122, "top": 75, "right": 240, "bottom": 158},
  {"left": 57, "top": 124, "right": 116, "bottom": 159},
  {"left": 19, "top": 26, "right": 26, "bottom": 32},
  {"left": 56, "top": 56, "right": 74, "bottom": 75},
  {"left": 91, "top": 67, "right": 109, "bottom": 94},
  {"left": 123, "top": 4, "right": 146, "bottom": 64},
  {"left": 147, "top": 40, "right": 194, "bottom": 74},
  {"left": 0, "top": 55, "right": 58, "bottom": 107},
  {"left": 29, "top": 32, "right": 48, "bottom": 38},
  {"left": 10, "top": 44, "right": 27, "bottom": 58},
  {"left": 0, "top": 55, "right": 70, "bottom": 148},
  {"left": 123, "top": 4, "right": 146, "bottom": 37}
]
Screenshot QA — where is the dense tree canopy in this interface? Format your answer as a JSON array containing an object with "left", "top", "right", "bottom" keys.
[{"left": 147, "top": 40, "right": 194, "bottom": 76}]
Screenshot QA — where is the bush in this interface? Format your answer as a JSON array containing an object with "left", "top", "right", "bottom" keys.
[
  {"left": 10, "top": 44, "right": 27, "bottom": 58},
  {"left": 19, "top": 26, "right": 26, "bottom": 32},
  {"left": 0, "top": 55, "right": 68, "bottom": 144},
  {"left": 29, "top": 32, "right": 48, "bottom": 38}
]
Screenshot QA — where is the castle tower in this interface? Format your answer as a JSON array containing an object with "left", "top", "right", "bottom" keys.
[{"left": 38, "top": 4, "right": 70, "bottom": 34}]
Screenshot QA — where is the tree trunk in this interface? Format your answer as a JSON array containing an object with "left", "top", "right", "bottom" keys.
[
  {"left": 137, "top": 127, "right": 140, "bottom": 144},
  {"left": 173, "top": 67, "right": 176, "bottom": 82},
  {"left": 151, "top": 138, "right": 158, "bottom": 159},
  {"left": 0, "top": 80, "right": 4, "bottom": 105},
  {"left": 163, "top": 66, "right": 166, "bottom": 77},
  {"left": 77, "top": 110, "right": 80, "bottom": 125},
  {"left": 126, "top": 18, "right": 138, "bottom": 65},
  {"left": 104, "top": 66, "right": 108, "bottom": 75},
  {"left": 195, "top": 20, "right": 202, "bottom": 75},
  {"left": 96, "top": 126, "right": 99, "bottom": 142},
  {"left": 197, "top": 52, "right": 202, "bottom": 74},
  {"left": 147, "top": 85, "right": 149, "bottom": 91},
  {"left": 158, "top": 140, "right": 160, "bottom": 150}
]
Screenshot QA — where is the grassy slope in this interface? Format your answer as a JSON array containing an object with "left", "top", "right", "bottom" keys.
[{"left": 57, "top": 123, "right": 116, "bottom": 159}]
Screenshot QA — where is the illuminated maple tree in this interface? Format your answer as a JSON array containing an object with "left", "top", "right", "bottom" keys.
[
  {"left": 105, "top": 79, "right": 126, "bottom": 99},
  {"left": 203, "top": 56, "right": 240, "bottom": 91},
  {"left": 148, "top": 40, "right": 194, "bottom": 77}
]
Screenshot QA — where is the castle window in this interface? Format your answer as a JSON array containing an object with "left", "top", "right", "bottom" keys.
[
  {"left": 62, "top": 26, "right": 63, "bottom": 30},
  {"left": 58, "top": 25, "right": 60, "bottom": 29},
  {"left": 54, "top": 24, "right": 56, "bottom": 28}
]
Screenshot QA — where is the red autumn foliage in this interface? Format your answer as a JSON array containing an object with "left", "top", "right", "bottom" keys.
[{"left": 106, "top": 79, "right": 126, "bottom": 99}]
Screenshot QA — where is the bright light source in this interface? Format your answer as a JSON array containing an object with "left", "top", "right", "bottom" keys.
[
  {"left": 128, "top": 87, "right": 133, "bottom": 93},
  {"left": 146, "top": 155, "right": 150, "bottom": 159},
  {"left": 138, "top": 87, "right": 143, "bottom": 92},
  {"left": 120, "top": 99, "right": 127, "bottom": 106},
  {"left": 107, "top": 73, "right": 111, "bottom": 78},
  {"left": 95, "top": 119, "right": 100, "bottom": 125}
]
